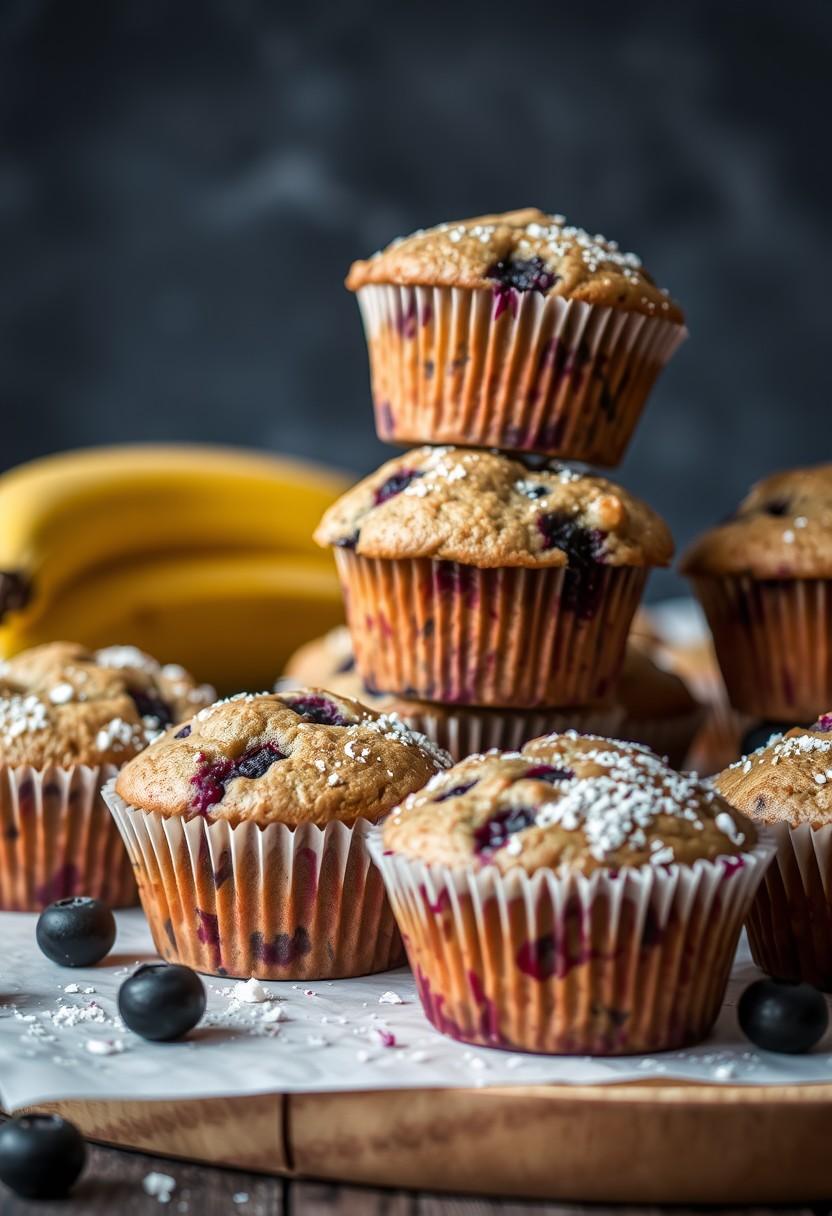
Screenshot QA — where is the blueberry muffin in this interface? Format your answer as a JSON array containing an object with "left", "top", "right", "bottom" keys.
[
  {"left": 347, "top": 208, "right": 686, "bottom": 465},
  {"left": 0, "top": 641, "right": 213, "bottom": 910},
  {"left": 682, "top": 464, "right": 832, "bottom": 720},
  {"left": 315, "top": 446, "right": 673, "bottom": 708},
  {"left": 107, "top": 688, "right": 450, "bottom": 980},
  {"left": 371, "top": 733, "right": 771, "bottom": 1054},
  {"left": 717, "top": 716, "right": 832, "bottom": 989},
  {"left": 616, "top": 643, "right": 703, "bottom": 769}
]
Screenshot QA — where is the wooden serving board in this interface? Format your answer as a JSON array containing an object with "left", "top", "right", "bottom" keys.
[{"left": 24, "top": 1080, "right": 832, "bottom": 1204}]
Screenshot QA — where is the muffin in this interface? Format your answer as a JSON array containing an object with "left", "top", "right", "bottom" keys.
[
  {"left": 104, "top": 689, "right": 450, "bottom": 980},
  {"left": 371, "top": 733, "right": 772, "bottom": 1055},
  {"left": 346, "top": 208, "right": 686, "bottom": 465},
  {"left": 315, "top": 446, "right": 673, "bottom": 707},
  {"left": 616, "top": 643, "right": 703, "bottom": 769},
  {"left": 0, "top": 642, "right": 213, "bottom": 910},
  {"left": 682, "top": 464, "right": 832, "bottom": 720},
  {"left": 716, "top": 717, "right": 832, "bottom": 990},
  {"left": 281, "top": 627, "right": 623, "bottom": 760}
]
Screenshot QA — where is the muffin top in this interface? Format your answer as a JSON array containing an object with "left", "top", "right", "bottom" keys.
[
  {"left": 383, "top": 732, "right": 754, "bottom": 876},
  {"left": 617, "top": 644, "right": 700, "bottom": 721},
  {"left": 0, "top": 642, "right": 214, "bottom": 768},
  {"left": 681, "top": 465, "right": 832, "bottom": 579},
  {"left": 115, "top": 689, "right": 450, "bottom": 827},
  {"left": 346, "top": 208, "right": 683, "bottom": 323},
  {"left": 716, "top": 716, "right": 832, "bottom": 826},
  {"left": 315, "top": 447, "right": 673, "bottom": 570}
]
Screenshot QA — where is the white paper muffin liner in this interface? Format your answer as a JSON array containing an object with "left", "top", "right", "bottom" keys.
[
  {"left": 357, "top": 284, "right": 686, "bottom": 465},
  {"left": 369, "top": 831, "right": 775, "bottom": 1055},
  {"left": 335, "top": 552, "right": 646, "bottom": 708},
  {"left": 391, "top": 703, "right": 625, "bottom": 763},
  {"left": 745, "top": 820, "right": 832, "bottom": 991},
  {"left": 0, "top": 764, "right": 136, "bottom": 911},
  {"left": 690, "top": 575, "right": 832, "bottom": 720},
  {"left": 103, "top": 780, "right": 404, "bottom": 981}
]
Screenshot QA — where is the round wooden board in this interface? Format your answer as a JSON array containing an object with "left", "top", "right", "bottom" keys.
[{"left": 22, "top": 1080, "right": 832, "bottom": 1204}]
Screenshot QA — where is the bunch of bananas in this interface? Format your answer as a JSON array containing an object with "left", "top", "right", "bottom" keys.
[{"left": 0, "top": 445, "right": 348, "bottom": 694}]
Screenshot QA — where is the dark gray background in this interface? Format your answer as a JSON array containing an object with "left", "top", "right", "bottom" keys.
[{"left": 1, "top": 0, "right": 828, "bottom": 598}]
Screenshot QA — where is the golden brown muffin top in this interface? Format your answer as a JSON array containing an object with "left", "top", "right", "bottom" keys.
[
  {"left": 346, "top": 208, "right": 683, "bottom": 323},
  {"left": 617, "top": 643, "right": 700, "bottom": 721},
  {"left": 383, "top": 732, "right": 753, "bottom": 876},
  {"left": 681, "top": 465, "right": 832, "bottom": 579},
  {"left": 115, "top": 689, "right": 450, "bottom": 827},
  {"left": 716, "top": 716, "right": 832, "bottom": 826},
  {"left": 0, "top": 642, "right": 214, "bottom": 768},
  {"left": 315, "top": 447, "right": 673, "bottom": 570}
]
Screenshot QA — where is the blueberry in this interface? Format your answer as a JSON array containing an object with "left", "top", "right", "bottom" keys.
[
  {"left": 473, "top": 807, "right": 537, "bottom": 856},
  {"left": 36, "top": 897, "right": 116, "bottom": 967},
  {"left": 740, "top": 721, "right": 803, "bottom": 755},
  {"left": 486, "top": 256, "right": 558, "bottom": 294},
  {"left": 738, "top": 978, "right": 829, "bottom": 1054},
  {"left": 373, "top": 468, "right": 423, "bottom": 505},
  {"left": 0, "top": 1114, "right": 86, "bottom": 1198},
  {"left": 128, "top": 687, "right": 172, "bottom": 729},
  {"left": 118, "top": 963, "right": 206, "bottom": 1041}
]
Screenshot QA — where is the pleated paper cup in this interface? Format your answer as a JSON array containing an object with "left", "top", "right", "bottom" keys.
[
  {"left": 103, "top": 780, "right": 404, "bottom": 981},
  {"left": 746, "top": 820, "right": 832, "bottom": 991},
  {"left": 690, "top": 576, "right": 832, "bottom": 720},
  {"left": 356, "top": 284, "right": 686, "bottom": 466},
  {"left": 391, "top": 701, "right": 625, "bottom": 763},
  {"left": 618, "top": 708, "right": 705, "bottom": 770},
  {"left": 335, "top": 551, "right": 646, "bottom": 708},
  {"left": 369, "top": 832, "right": 774, "bottom": 1055},
  {"left": 0, "top": 764, "right": 136, "bottom": 911}
]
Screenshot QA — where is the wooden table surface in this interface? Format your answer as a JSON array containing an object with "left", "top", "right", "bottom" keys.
[{"left": 0, "top": 1139, "right": 824, "bottom": 1216}]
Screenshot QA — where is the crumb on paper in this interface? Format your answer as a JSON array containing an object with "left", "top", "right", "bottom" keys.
[{"left": 143, "top": 1172, "right": 176, "bottom": 1203}]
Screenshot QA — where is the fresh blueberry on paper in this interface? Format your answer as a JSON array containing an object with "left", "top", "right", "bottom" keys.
[
  {"left": 0, "top": 1114, "right": 86, "bottom": 1198},
  {"left": 36, "top": 896, "right": 116, "bottom": 967},
  {"left": 738, "top": 978, "right": 828, "bottom": 1053},
  {"left": 118, "top": 963, "right": 206, "bottom": 1041}
]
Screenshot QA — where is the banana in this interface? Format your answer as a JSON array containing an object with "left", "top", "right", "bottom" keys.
[
  {"left": 1, "top": 551, "right": 345, "bottom": 696},
  {"left": 0, "top": 444, "right": 348, "bottom": 625}
]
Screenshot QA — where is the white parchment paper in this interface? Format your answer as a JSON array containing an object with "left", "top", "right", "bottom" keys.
[{"left": 1, "top": 910, "right": 832, "bottom": 1109}]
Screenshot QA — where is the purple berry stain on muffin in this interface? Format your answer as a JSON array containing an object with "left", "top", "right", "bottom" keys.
[
  {"left": 377, "top": 401, "right": 395, "bottom": 435},
  {"left": 374, "top": 468, "right": 423, "bottom": 505},
  {"left": 335, "top": 530, "right": 360, "bottom": 549},
  {"left": 174, "top": 724, "right": 192, "bottom": 739},
  {"left": 285, "top": 694, "right": 350, "bottom": 727},
  {"left": 194, "top": 909, "right": 218, "bottom": 943},
  {"left": 434, "top": 561, "right": 480, "bottom": 608},
  {"left": 761, "top": 498, "right": 790, "bottom": 517},
  {"left": 538, "top": 513, "right": 608, "bottom": 620},
  {"left": 814, "top": 713, "right": 832, "bottom": 732},
  {"left": 191, "top": 743, "right": 287, "bottom": 813},
  {"left": 516, "top": 897, "right": 588, "bottom": 981},
  {"left": 435, "top": 781, "right": 476, "bottom": 802},
  {"left": 523, "top": 764, "right": 574, "bottom": 784},
  {"left": 396, "top": 296, "right": 418, "bottom": 339},
  {"left": 212, "top": 849, "right": 233, "bottom": 891},
  {"left": 487, "top": 256, "right": 558, "bottom": 320},
  {"left": 473, "top": 807, "right": 537, "bottom": 857},
  {"left": 250, "top": 926, "right": 311, "bottom": 967},
  {"left": 35, "top": 863, "right": 80, "bottom": 907}
]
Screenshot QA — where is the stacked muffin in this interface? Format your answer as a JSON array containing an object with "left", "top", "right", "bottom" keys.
[{"left": 316, "top": 209, "right": 687, "bottom": 755}]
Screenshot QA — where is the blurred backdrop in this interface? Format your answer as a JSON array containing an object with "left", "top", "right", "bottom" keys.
[{"left": 0, "top": 0, "right": 829, "bottom": 598}]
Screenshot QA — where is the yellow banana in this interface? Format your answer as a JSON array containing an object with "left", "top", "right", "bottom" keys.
[
  {"left": 0, "top": 444, "right": 348, "bottom": 625},
  {"left": 1, "top": 550, "right": 344, "bottom": 696}
]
